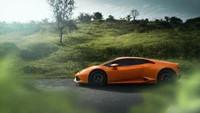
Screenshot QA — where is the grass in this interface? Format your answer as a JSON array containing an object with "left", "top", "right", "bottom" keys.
[{"left": 0, "top": 21, "right": 200, "bottom": 78}]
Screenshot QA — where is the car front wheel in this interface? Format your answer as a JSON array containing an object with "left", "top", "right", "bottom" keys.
[
  {"left": 89, "top": 70, "right": 107, "bottom": 86},
  {"left": 157, "top": 69, "right": 176, "bottom": 84}
]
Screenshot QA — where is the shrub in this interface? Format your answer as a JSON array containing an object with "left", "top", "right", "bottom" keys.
[
  {"left": 20, "top": 50, "right": 36, "bottom": 60},
  {"left": 77, "top": 13, "right": 92, "bottom": 23},
  {"left": 136, "top": 22, "right": 171, "bottom": 33},
  {"left": 23, "top": 65, "right": 48, "bottom": 74},
  {"left": 20, "top": 43, "right": 58, "bottom": 60},
  {"left": 0, "top": 42, "right": 19, "bottom": 57}
]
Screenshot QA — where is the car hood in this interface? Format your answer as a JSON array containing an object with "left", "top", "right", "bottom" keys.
[
  {"left": 79, "top": 65, "right": 101, "bottom": 73},
  {"left": 85, "top": 65, "right": 101, "bottom": 70}
]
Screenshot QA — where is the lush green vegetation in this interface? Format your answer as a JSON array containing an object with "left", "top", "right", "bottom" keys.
[{"left": 0, "top": 18, "right": 200, "bottom": 78}]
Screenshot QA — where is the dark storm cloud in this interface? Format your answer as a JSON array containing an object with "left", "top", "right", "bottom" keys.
[
  {"left": 92, "top": 0, "right": 200, "bottom": 20},
  {"left": 149, "top": 0, "right": 200, "bottom": 16}
]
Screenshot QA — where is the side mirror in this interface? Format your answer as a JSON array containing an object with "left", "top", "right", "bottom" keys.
[{"left": 111, "top": 64, "right": 119, "bottom": 67}]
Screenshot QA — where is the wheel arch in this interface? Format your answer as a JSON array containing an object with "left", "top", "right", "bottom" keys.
[
  {"left": 157, "top": 68, "right": 177, "bottom": 80},
  {"left": 88, "top": 69, "right": 108, "bottom": 84}
]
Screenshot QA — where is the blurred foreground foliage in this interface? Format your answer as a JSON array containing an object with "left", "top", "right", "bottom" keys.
[
  {"left": 130, "top": 67, "right": 200, "bottom": 113},
  {"left": 0, "top": 58, "right": 94, "bottom": 113}
]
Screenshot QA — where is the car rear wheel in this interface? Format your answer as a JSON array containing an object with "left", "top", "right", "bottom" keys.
[
  {"left": 157, "top": 69, "right": 176, "bottom": 84},
  {"left": 89, "top": 70, "right": 107, "bottom": 86}
]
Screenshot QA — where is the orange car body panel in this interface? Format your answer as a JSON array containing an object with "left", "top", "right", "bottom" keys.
[
  {"left": 74, "top": 57, "right": 181, "bottom": 84},
  {"left": 107, "top": 64, "right": 145, "bottom": 83}
]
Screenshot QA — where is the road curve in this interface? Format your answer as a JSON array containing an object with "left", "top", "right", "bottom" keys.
[{"left": 30, "top": 79, "right": 160, "bottom": 113}]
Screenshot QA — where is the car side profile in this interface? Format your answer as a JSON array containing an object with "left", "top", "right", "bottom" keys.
[{"left": 74, "top": 57, "right": 181, "bottom": 86}]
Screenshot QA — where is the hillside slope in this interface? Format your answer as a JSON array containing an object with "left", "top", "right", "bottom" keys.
[{"left": 0, "top": 21, "right": 199, "bottom": 78}]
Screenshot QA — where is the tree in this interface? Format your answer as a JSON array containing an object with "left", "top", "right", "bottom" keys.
[
  {"left": 165, "top": 16, "right": 170, "bottom": 22},
  {"left": 119, "top": 17, "right": 126, "bottom": 21},
  {"left": 155, "top": 19, "right": 160, "bottom": 22},
  {"left": 77, "top": 13, "right": 92, "bottom": 23},
  {"left": 41, "top": 18, "right": 49, "bottom": 24},
  {"left": 65, "top": 20, "right": 78, "bottom": 32},
  {"left": 186, "top": 17, "right": 200, "bottom": 24},
  {"left": 106, "top": 15, "right": 115, "bottom": 21},
  {"left": 30, "top": 20, "right": 36, "bottom": 24},
  {"left": 126, "top": 15, "right": 131, "bottom": 21},
  {"left": 47, "top": 0, "right": 75, "bottom": 44},
  {"left": 185, "top": 17, "right": 200, "bottom": 30},
  {"left": 145, "top": 18, "right": 149, "bottom": 22},
  {"left": 93, "top": 12, "right": 103, "bottom": 21},
  {"left": 130, "top": 9, "right": 139, "bottom": 21},
  {"left": 169, "top": 16, "right": 183, "bottom": 27},
  {"left": 170, "top": 32, "right": 198, "bottom": 59}
]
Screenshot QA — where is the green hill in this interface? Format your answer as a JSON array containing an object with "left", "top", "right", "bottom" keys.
[{"left": 0, "top": 20, "right": 200, "bottom": 78}]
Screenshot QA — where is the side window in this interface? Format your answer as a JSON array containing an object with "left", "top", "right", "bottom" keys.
[
  {"left": 133, "top": 59, "right": 152, "bottom": 65},
  {"left": 112, "top": 59, "right": 135, "bottom": 66},
  {"left": 104, "top": 59, "right": 154, "bottom": 67}
]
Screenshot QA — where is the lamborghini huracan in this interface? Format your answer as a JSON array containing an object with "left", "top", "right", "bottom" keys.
[{"left": 74, "top": 57, "right": 182, "bottom": 86}]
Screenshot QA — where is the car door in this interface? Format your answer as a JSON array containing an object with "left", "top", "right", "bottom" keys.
[{"left": 107, "top": 59, "right": 144, "bottom": 82}]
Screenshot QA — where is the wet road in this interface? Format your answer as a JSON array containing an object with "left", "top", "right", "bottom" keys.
[{"left": 30, "top": 79, "right": 160, "bottom": 113}]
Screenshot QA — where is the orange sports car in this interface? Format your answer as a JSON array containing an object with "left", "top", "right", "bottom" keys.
[{"left": 74, "top": 57, "right": 181, "bottom": 86}]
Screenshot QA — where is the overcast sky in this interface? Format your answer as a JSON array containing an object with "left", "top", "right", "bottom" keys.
[{"left": 0, "top": 0, "right": 200, "bottom": 22}]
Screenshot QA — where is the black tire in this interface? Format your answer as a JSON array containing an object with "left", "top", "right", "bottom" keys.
[
  {"left": 157, "top": 69, "right": 176, "bottom": 84},
  {"left": 89, "top": 70, "right": 107, "bottom": 86}
]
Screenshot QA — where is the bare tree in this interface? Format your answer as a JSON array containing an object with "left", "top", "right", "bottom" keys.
[
  {"left": 130, "top": 9, "right": 139, "bottom": 21},
  {"left": 47, "top": 0, "right": 75, "bottom": 44}
]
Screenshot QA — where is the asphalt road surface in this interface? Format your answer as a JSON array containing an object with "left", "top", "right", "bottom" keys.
[{"left": 30, "top": 79, "right": 163, "bottom": 113}]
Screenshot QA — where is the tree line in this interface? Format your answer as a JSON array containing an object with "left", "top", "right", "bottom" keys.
[
  {"left": 1, "top": 10, "right": 199, "bottom": 34},
  {"left": 1, "top": 0, "right": 200, "bottom": 46}
]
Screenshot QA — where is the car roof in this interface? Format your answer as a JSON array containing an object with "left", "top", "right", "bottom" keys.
[
  {"left": 101, "top": 57, "right": 151, "bottom": 65},
  {"left": 115, "top": 57, "right": 148, "bottom": 60}
]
